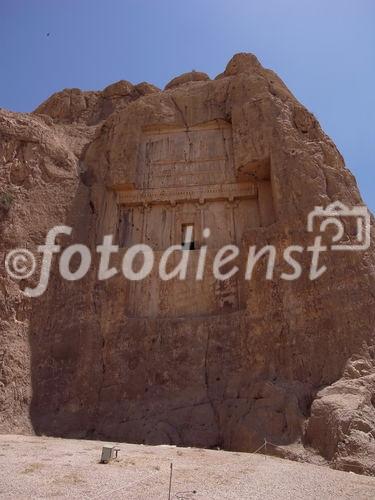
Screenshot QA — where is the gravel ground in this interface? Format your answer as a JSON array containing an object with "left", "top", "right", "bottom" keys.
[{"left": 0, "top": 434, "right": 374, "bottom": 499}]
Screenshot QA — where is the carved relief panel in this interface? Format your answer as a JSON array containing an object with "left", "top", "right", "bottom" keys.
[{"left": 114, "top": 120, "right": 276, "bottom": 318}]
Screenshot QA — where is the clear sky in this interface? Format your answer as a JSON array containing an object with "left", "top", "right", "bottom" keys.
[{"left": 0, "top": 0, "right": 374, "bottom": 211}]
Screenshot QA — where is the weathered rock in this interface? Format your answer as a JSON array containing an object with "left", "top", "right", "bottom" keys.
[
  {"left": 33, "top": 79, "right": 157, "bottom": 125},
  {"left": 0, "top": 53, "right": 374, "bottom": 474},
  {"left": 305, "top": 349, "right": 375, "bottom": 474},
  {"left": 165, "top": 70, "right": 210, "bottom": 89}
]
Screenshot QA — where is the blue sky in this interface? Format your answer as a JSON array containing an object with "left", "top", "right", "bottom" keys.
[{"left": 0, "top": 0, "right": 374, "bottom": 211}]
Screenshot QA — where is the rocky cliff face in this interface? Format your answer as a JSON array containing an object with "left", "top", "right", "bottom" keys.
[{"left": 0, "top": 53, "right": 374, "bottom": 474}]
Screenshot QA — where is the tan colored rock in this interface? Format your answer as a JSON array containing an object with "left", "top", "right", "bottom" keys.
[
  {"left": 34, "top": 88, "right": 100, "bottom": 124},
  {"left": 33, "top": 79, "right": 157, "bottom": 125},
  {"left": 224, "top": 52, "right": 262, "bottom": 76},
  {"left": 0, "top": 53, "right": 374, "bottom": 475},
  {"left": 134, "top": 81, "right": 160, "bottom": 96},
  {"left": 165, "top": 70, "right": 210, "bottom": 90},
  {"left": 305, "top": 349, "right": 375, "bottom": 474}
]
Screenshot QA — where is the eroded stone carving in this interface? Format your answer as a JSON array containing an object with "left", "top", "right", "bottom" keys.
[{"left": 114, "top": 121, "right": 275, "bottom": 318}]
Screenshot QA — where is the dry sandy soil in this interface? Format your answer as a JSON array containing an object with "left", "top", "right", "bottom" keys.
[{"left": 0, "top": 435, "right": 374, "bottom": 499}]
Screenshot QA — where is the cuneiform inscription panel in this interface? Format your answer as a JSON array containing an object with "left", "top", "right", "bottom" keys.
[
  {"left": 140, "top": 121, "right": 235, "bottom": 189},
  {"left": 117, "top": 182, "right": 257, "bottom": 206}
]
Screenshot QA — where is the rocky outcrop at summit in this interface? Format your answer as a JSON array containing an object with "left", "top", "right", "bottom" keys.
[
  {"left": 0, "top": 53, "right": 374, "bottom": 474},
  {"left": 33, "top": 80, "right": 160, "bottom": 125},
  {"left": 165, "top": 70, "right": 210, "bottom": 90}
]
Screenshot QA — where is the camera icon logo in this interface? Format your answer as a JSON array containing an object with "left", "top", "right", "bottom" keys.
[{"left": 307, "top": 201, "right": 371, "bottom": 251}]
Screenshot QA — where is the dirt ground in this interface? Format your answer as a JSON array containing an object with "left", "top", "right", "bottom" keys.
[{"left": 0, "top": 435, "right": 374, "bottom": 499}]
